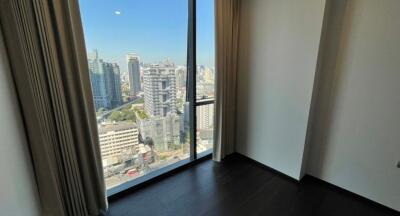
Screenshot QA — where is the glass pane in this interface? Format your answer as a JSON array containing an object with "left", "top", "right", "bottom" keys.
[
  {"left": 196, "top": 0, "right": 215, "bottom": 101},
  {"left": 196, "top": 0, "right": 215, "bottom": 155},
  {"left": 79, "top": 0, "right": 189, "bottom": 190},
  {"left": 196, "top": 103, "right": 214, "bottom": 153}
]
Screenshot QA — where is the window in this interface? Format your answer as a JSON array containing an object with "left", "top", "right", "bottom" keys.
[
  {"left": 161, "top": 81, "right": 168, "bottom": 90},
  {"left": 79, "top": 0, "right": 215, "bottom": 195},
  {"left": 196, "top": 0, "right": 215, "bottom": 154}
]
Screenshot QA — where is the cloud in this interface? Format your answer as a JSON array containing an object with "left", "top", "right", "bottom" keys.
[{"left": 115, "top": 11, "right": 121, "bottom": 15}]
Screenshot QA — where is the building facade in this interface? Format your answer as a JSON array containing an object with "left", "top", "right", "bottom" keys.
[
  {"left": 88, "top": 50, "right": 110, "bottom": 109},
  {"left": 175, "top": 66, "right": 186, "bottom": 89},
  {"left": 88, "top": 50, "right": 122, "bottom": 110},
  {"left": 98, "top": 122, "right": 139, "bottom": 159},
  {"left": 127, "top": 54, "right": 141, "bottom": 97},
  {"left": 111, "top": 63, "right": 123, "bottom": 107},
  {"left": 143, "top": 64, "right": 177, "bottom": 117},
  {"left": 138, "top": 113, "right": 180, "bottom": 152},
  {"left": 196, "top": 103, "right": 214, "bottom": 129}
]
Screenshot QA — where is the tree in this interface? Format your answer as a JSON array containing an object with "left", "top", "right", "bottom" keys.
[
  {"left": 107, "top": 108, "right": 136, "bottom": 122},
  {"left": 109, "top": 111, "right": 123, "bottom": 122},
  {"left": 122, "top": 111, "right": 136, "bottom": 122}
]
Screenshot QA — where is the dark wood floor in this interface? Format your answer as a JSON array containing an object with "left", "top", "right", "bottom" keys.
[{"left": 108, "top": 154, "right": 399, "bottom": 216}]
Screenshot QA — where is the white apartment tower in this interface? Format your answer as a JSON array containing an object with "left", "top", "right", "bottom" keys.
[
  {"left": 197, "top": 103, "right": 214, "bottom": 129},
  {"left": 143, "top": 64, "right": 177, "bottom": 117}
]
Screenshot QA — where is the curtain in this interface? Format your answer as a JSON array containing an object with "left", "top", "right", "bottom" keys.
[
  {"left": 0, "top": 1, "right": 107, "bottom": 215},
  {"left": 213, "top": 0, "right": 241, "bottom": 161}
]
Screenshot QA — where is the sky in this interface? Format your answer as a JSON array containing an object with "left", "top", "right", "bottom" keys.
[{"left": 79, "top": 0, "right": 215, "bottom": 74}]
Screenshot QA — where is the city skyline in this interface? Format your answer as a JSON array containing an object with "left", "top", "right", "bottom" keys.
[
  {"left": 88, "top": 49, "right": 215, "bottom": 103},
  {"left": 79, "top": 0, "right": 215, "bottom": 74}
]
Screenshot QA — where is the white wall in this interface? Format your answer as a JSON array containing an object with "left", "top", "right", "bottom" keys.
[
  {"left": 0, "top": 29, "right": 41, "bottom": 215},
  {"left": 236, "top": 0, "right": 326, "bottom": 179},
  {"left": 306, "top": 0, "right": 400, "bottom": 211}
]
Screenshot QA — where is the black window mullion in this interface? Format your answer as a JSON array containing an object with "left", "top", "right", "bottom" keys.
[{"left": 187, "top": 0, "right": 197, "bottom": 160}]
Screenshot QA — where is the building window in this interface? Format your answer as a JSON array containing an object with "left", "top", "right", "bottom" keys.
[{"left": 161, "top": 81, "right": 168, "bottom": 89}]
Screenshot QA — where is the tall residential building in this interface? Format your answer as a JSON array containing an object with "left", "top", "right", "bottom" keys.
[
  {"left": 203, "top": 67, "right": 214, "bottom": 83},
  {"left": 197, "top": 103, "right": 214, "bottom": 129},
  {"left": 180, "top": 102, "right": 191, "bottom": 143},
  {"left": 111, "top": 63, "right": 122, "bottom": 106},
  {"left": 88, "top": 50, "right": 109, "bottom": 109},
  {"left": 127, "top": 54, "right": 141, "bottom": 97},
  {"left": 175, "top": 66, "right": 187, "bottom": 89},
  {"left": 88, "top": 50, "right": 122, "bottom": 110},
  {"left": 143, "top": 64, "right": 177, "bottom": 117}
]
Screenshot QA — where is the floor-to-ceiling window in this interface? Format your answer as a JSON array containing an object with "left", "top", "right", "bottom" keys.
[
  {"left": 196, "top": 0, "right": 215, "bottom": 155},
  {"left": 79, "top": 0, "right": 215, "bottom": 195}
]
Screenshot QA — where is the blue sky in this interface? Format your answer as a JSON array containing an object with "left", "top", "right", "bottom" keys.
[{"left": 79, "top": 0, "right": 215, "bottom": 74}]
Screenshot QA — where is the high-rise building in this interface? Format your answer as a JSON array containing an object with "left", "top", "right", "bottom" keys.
[
  {"left": 175, "top": 66, "right": 186, "bottom": 89},
  {"left": 127, "top": 54, "right": 141, "bottom": 97},
  {"left": 143, "top": 64, "right": 177, "bottom": 117},
  {"left": 203, "top": 67, "right": 214, "bottom": 83},
  {"left": 88, "top": 50, "right": 122, "bottom": 110},
  {"left": 180, "top": 102, "right": 190, "bottom": 143},
  {"left": 89, "top": 50, "right": 111, "bottom": 109},
  {"left": 111, "top": 63, "right": 122, "bottom": 106},
  {"left": 197, "top": 103, "right": 214, "bottom": 129}
]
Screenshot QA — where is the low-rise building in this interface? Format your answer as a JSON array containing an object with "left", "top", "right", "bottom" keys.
[{"left": 98, "top": 122, "right": 139, "bottom": 161}]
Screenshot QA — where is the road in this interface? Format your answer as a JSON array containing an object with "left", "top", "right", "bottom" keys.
[{"left": 104, "top": 155, "right": 186, "bottom": 190}]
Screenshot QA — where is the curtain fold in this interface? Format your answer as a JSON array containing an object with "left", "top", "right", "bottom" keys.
[
  {"left": 0, "top": 1, "right": 107, "bottom": 215},
  {"left": 213, "top": 0, "right": 241, "bottom": 161}
]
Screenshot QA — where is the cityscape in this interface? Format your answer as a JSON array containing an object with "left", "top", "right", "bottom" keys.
[{"left": 88, "top": 50, "right": 215, "bottom": 189}]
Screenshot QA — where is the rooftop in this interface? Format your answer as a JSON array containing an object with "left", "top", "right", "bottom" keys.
[{"left": 98, "top": 121, "right": 138, "bottom": 134}]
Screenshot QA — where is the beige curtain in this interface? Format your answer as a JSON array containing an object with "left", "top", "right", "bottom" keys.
[
  {"left": 213, "top": 0, "right": 241, "bottom": 161},
  {"left": 0, "top": 0, "right": 107, "bottom": 215}
]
